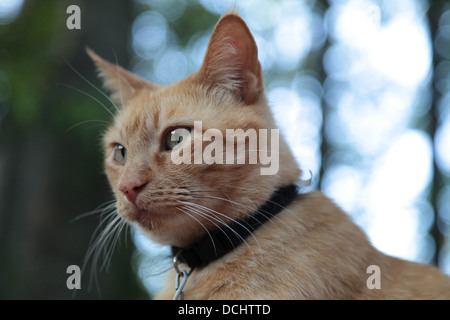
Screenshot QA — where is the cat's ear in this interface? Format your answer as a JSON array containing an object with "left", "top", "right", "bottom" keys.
[
  {"left": 197, "top": 13, "right": 263, "bottom": 105},
  {"left": 87, "top": 49, "right": 158, "bottom": 105}
]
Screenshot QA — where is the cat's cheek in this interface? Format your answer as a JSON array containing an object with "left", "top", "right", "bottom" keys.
[{"left": 104, "top": 163, "right": 123, "bottom": 189}]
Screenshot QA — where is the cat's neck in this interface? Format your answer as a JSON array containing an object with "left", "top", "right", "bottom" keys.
[{"left": 171, "top": 183, "right": 299, "bottom": 270}]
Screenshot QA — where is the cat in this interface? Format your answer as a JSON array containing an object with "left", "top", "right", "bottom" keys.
[{"left": 88, "top": 12, "right": 450, "bottom": 299}]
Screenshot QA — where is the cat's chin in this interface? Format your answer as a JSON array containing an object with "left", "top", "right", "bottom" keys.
[
  {"left": 136, "top": 209, "right": 160, "bottom": 218},
  {"left": 132, "top": 208, "right": 175, "bottom": 228},
  {"left": 125, "top": 206, "right": 183, "bottom": 235},
  {"left": 133, "top": 211, "right": 198, "bottom": 247},
  {"left": 118, "top": 205, "right": 163, "bottom": 227},
  {"left": 117, "top": 200, "right": 173, "bottom": 223},
  {"left": 121, "top": 206, "right": 210, "bottom": 247}
]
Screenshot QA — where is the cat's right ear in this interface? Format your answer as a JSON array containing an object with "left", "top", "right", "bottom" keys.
[
  {"left": 87, "top": 49, "right": 158, "bottom": 105},
  {"left": 196, "top": 13, "right": 263, "bottom": 105}
]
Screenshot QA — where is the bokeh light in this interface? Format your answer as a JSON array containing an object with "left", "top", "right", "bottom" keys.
[
  {"left": 128, "top": 0, "right": 450, "bottom": 295},
  {"left": 0, "top": 0, "right": 24, "bottom": 25}
]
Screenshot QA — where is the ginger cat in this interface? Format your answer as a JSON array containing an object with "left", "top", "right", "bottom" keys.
[{"left": 89, "top": 13, "right": 450, "bottom": 299}]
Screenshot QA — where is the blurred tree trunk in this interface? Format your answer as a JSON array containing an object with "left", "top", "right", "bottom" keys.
[
  {"left": 427, "top": 1, "right": 446, "bottom": 266},
  {"left": 0, "top": 0, "right": 147, "bottom": 299},
  {"left": 316, "top": 0, "right": 330, "bottom": 189}
]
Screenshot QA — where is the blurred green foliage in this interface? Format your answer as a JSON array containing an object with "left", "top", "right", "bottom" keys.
[{"left": 0, "top": 0, "right": 147, "bottom": 299}]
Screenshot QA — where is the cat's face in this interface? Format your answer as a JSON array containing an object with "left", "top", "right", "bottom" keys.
[{"left": 91, "top": 14, "right": 300, "bottom": 247}]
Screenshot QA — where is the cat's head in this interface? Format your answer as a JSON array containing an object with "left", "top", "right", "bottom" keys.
[{"left": 89, "top": 13, "right": 300, "bottom": 247}]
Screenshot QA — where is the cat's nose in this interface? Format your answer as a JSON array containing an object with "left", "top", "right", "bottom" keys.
[{"left": 119, "top": 178, "right": 147, "bottom": 204}]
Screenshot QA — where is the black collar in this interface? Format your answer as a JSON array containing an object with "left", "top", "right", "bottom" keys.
[{"left": 171, "top": 183, "right": 298, "bottom": 270}]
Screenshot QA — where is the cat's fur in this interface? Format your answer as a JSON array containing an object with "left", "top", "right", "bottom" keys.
[{"left": 89, "top": 13, "right": 450, "bottom": 299}]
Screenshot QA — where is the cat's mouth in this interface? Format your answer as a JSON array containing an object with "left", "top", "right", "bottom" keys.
[{"left": 126, "top": 209, "right": 165, "bottom": 231}]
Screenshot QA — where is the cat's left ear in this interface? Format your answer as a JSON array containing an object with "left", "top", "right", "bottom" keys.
[
  {"left": 87, "top": 49, "right": 158, "bottom": 105},
  {"left": 197, "top": 13, "right": 263, "bottom": 105}
]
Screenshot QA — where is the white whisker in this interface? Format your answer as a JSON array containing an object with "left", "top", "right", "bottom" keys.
[
  {"left": 59, "top": 83, "right": 115, "bottom": 118},
  {"left": 188, "top": 193, "right": 294, "bottom": 232},
  {"left": 66, "top": 119, "right": 109, "bottom": 133},
  {"left": 179, "top": 203, "right": 261, "bottom": 263},
  {"left": 71, "top": 200, "right": 116, "bottom": 223},
  {"left": 64, "top": 58, "right": 121, "bottom": 114},
  {"left": 101, "top": 216, "right": 127, "bottom": 271},
  {"left": 179, "top": 204, "right": 236, "bottom": 250},
  {"left": 80, "top": 202, "right": 128, "bottom": 295},
  {"left": 178, "top": 200, "right": 262, "bottom": 257},
  {"left": 176, "top": 207, "right": 217, "bottom": 255},
  {"left": 111, "top": 50, "right": 126, "bottom": 110}
]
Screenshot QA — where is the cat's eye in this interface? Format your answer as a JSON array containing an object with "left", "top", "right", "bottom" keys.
[
  {"left": 112, "top": 144, "right": 127, "bottom": 164},
  {"left": 164, "top": 127, "right": 191, "bottom": 151}
]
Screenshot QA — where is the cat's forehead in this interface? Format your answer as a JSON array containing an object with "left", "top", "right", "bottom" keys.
[
  {"left": 121, "top": 84, "right": 216, "bottom": 125},
  {"left": 105, "top": 81, "right": 250, "bottom": 148},
  {"left": 123, "top": 87, "right": 193, "bottom": 126},
  {"left": 107, "top": 85, "right": 198, "bottom": 141}
]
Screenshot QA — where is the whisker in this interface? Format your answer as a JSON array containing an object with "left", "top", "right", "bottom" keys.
[
  {"left": 181, "top": 200, "right": 254, "bottom": 229},
  {"left": 89, "top": 214, "right": 120, "bottom": 290},
  {"left": 179, "top": 201, "right": 262, "bottom": 256},
  {"left": 111, "top": 50, "right": 126, "bottom": 110},
  {"left": 81, "top": 210, "right": 115, "bottom": 294},
  {"left": 80, "top": 204, "right": 127, "bottom": 295},
  {"left": 179, "top": 202, "right": 260, "bottom": 263},
  {"left": 101, "top": 217, "right": 128, "bottom": 271},
  {"left": 175, "top": 185, "right": 296, "bottom": 232},
  {"left": 85, "top": 212, "right": 118, "bottom": 266},
  {"left": 59, "top": 83, "right": 115, "bottom": 118},
  {"left": 265, "top": 198, "right": 296, "bottom": 214},
  {"left": 178, "top": 204, "right": 261, "bottom": 262},
  {"left": 176, "top": 207, "right": 217, "bottom": 255},
  {"left": 179, "top": 204, "right": 236, "bottom": 251},
  {"left": 188, "top": 194, "right": 293, "bottom": 231},
  {"left": 187, "top": 190, "right": 245, "bottom": 195},
  {"left": 182, "top": 185, "right": 300, "bottom": 219},
  {"left": 63, "top": 58, "right": 121, "bottom": 114},
  {"left": 71, "top": 200, "right": 117, "bottom": 223},
  {"left": 66, "top": 119, "right": 109, "bottom": 133},
  {"left": 183, "top": 184, "right": 250, "bottom": 191}
]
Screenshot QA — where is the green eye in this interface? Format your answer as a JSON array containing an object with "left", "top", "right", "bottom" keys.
[
  {"left": 164, "top": 128, "right": 191, "bottom": 151},
  {"left": 113, "top": 144, "right": 127, "bottom": 164}
]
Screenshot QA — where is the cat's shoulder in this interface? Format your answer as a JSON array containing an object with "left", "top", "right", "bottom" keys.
[
  {"left": 290, "top": 190, "right": 352, "bottom": 220},
  {"left": 284, "top": 190, "right": 370, "bottom": 243}
]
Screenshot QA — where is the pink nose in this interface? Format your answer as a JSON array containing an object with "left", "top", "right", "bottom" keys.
[{"left": 119, "top": 178, "right": 147, "bottom": 204}]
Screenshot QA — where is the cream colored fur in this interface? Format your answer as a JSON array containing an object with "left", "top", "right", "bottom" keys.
[{"left": 89, "top": 13, "right": 450, "bottom": 299}]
